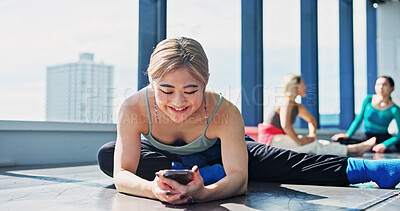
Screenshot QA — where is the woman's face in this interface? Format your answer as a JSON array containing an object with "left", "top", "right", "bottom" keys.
[
  {"left": 152, "top": 67, "right": 205, "bottom": 123},
  {"left": 375, "top": 77, "right": 394, "bottom": 97},
  {"left": 296, "top": 79, "right": 307, "bottom": 97}
]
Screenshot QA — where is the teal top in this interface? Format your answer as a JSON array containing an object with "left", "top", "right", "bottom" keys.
[
  {"left": 142, "top": 87, "right": 224, "bottom": 155},
  {"left": 346, "top": 94, "right": 400, "bottom": 147}
]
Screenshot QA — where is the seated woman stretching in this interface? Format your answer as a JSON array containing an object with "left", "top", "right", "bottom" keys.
[
  {"left": 98, "top": 37, "right": 400, "bottom": 205},
  {"left": 258, "top": 73, "right": 376, "bottom": 156},
  {"left": 332, "top": 76, "right": 400, "bottom": 153}
]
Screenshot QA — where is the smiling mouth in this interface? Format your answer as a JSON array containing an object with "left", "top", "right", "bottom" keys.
[{"left": 169, "top": 106, "right": 189, "bottom": 112}]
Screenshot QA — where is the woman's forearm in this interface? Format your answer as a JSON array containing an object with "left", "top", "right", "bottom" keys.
[
  {"left": 196, "top": 172, "right": 247, "bottom": 202},
  {"left": 308, "top": 122, "right": 317, "bottom": 137},
  {"left": 114, "top": 170, "right": 156, "bottom": 199}
]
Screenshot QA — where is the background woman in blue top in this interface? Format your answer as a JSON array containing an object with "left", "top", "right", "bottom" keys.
[
  {"left": 97, "top": 37, "right": 400, "bottom": 205},
  {"left": 332, "top": 76, "right": 400, "bottom": 153}
]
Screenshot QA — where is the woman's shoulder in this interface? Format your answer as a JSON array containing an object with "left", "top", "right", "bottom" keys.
[
  {"left": 205, "top": 90, "right": 222, "bottom": 102},
  {"left": 293, "top": 102, "right": 302, "bottom": 109},
  {"left": 206, "top": 90, "right": 235, "bottom": 111},
  {"left": 391, "top": 103, "right": 400, "bottom": 113},
  {"left": 276, "top": 97, "right": 298, "bottom": 108},
  {"left": 206, "top": 91, "right": 244, "bottom": 135},
  {"left": 205, "top": 90, "right": 241, "bottom": 122},
  {"left": 274, "top": 96, "right": 288, "bottom": 105},
  {"left": 118, "top": 87, "right": 149, "bottom": 125},
  {"left": 121, "top": 87, "right": 147, "bottom": 109}
]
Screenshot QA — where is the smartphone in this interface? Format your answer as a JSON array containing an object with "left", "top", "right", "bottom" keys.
[{"left": 162, "top": 169, "right": 193, "bottom": 185}]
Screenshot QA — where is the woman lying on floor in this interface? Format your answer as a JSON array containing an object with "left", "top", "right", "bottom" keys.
[
  {"left": 98, "top": 37, "right": 400, "bottom": 205},
  {"left": 258, "top": 73, "right": 376, "bottom": 156}
]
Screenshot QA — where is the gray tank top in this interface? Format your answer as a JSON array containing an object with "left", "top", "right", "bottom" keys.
[
  {"left": 142, "top": 87, "right": 224, "bottom": 155},
  {"left": 265, "top": 104, "right": 299, "bottom": 130}
]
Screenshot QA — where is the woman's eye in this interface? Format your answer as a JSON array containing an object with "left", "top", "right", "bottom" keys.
[
  {"left": 185, "top": 90, "right": 198, "bottom": 94},
  {"left": 160, "top": 90, "right": 173, "bottom": 94}
]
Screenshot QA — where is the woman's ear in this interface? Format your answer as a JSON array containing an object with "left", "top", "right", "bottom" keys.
[{"left": 203, "top": 78, "right": 209, "bottom": 91}]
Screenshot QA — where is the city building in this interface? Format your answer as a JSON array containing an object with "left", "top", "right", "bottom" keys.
[{"left": 46, "top": 53, "right": 115, "bottom": 123}]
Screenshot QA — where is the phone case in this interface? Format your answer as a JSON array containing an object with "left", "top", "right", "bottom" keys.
[{"left": 163, "top": 169, "right": 194, "bottom": 185}]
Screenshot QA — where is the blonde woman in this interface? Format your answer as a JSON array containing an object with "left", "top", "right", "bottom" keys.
[
  {"left": 258, "top": 73, "right": 376, "bottom": 156},
  {"left": 98, "top": 38, "right": 400, "bottom": 205}
]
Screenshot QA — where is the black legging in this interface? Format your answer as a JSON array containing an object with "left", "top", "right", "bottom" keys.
[
  {"left": 338, "top": 132, "right": 400, "bottom": 151},
  {"left": 97, "top": 137, "right": 350, "bottom": 186}
]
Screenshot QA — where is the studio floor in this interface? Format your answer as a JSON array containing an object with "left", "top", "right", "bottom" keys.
[{"left": 1, "top": 153, "right": 400, "bottom": 211}]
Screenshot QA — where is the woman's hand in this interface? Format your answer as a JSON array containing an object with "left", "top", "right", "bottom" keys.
[
  {"left": 298, "top": 135, "right": 315, "bottom": 145},
  {"left": 372, "top": 144, "right": 387, "bottom": 153},
  {"left": 331, "top": 133, "right": 348, "bottom": 141},
  {"left": 153, "top": 166, "right": 205, "bottom": 204},
  {"left": 151, "top": 174, "right": 182, "bottom": 204},
  {"left": 307, "top": 134, "right": 316, "bottom": 139}
]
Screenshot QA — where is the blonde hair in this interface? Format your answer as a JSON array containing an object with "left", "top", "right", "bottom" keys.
[
  {"left": 282, "top": 73, "right": 302, "bottom": 99},
  {"left": 147, "top": 37, "right": 209, "bottom": 85}
]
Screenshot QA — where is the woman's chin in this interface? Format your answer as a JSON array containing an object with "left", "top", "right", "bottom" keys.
[
  {"left": 171, "top": 117, "right": 188, "bottom": 123},
  {"left": 167, "top": 113, "right": 190, "bottom": 123}
]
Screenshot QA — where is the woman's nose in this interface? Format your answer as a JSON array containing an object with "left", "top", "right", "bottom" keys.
[{"left": 172, "top": 93, "right": 185, "bottom": 106}]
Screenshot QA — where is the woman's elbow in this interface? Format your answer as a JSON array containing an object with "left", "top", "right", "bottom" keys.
[
  {"left": 113, "top": 175, "right": 123, "bottom": 192},
  {"left": 306, "top": 118, "right": 316, "bottom": 127},
  {"left": 113, "top": 172, "right": 127, "bottom": 193},
  {"left": 312, "top": 119, "right": 317, "bottom": 126},
  {"left": 239, "top": 183, "right": 248, "bottom": 195}
]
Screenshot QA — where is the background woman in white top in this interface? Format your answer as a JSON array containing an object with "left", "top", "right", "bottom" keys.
[{"left": 259, "top": 73, "right": 376, "bottom": 156}]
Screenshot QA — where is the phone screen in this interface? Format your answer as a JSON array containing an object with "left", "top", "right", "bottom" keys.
[{"left": 162, "top": 169, "right": 193, "bottom": 185}]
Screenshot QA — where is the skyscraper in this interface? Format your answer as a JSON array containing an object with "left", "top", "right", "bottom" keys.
[{"left": 46, "top": 53, "right": 115, "bottom": 123}]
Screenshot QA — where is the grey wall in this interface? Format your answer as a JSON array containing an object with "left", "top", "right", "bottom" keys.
[{"left": 0, "top": 121, "right": 116, "bottom": 166}]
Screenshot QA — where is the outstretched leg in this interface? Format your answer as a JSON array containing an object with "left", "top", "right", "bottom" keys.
[
  {"left": 246, "top": 139, "right": 400, "bottom": 188},
  {"left": 347, "top": 158, "right": 400, "bottom": 189},
  {"left": 246, "top": 140, "right": 350, "bottom": 186}
]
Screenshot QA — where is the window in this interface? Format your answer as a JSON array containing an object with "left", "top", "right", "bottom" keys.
[
  {"left": 263, "top": 0, "right": 301, "bottom": 121},
  {"left": 0, "top": 0, "right": 138, "bottom": 123},
  {"left": 354, "top": 0, "right": 367, "bottom": 114},
  {"left": 167, "top": 0, "right": 242, "bottom": 109},
  {"left": 318, "top": 0, "right": 340, "bottom": 127}
]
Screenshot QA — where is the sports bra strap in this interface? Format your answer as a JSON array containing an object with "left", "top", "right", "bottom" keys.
[
  {"left": 145, "top": 87, "right": 152, "bottom": 134},
  {"left": 202, "top": 93, "right": 223, "bottom": 135}
]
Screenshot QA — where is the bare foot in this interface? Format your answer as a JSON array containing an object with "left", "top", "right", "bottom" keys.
[{"left": 347, "top": 137, "right": 377, "bottom": 156}]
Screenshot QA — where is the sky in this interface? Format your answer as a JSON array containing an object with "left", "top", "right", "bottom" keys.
[
  {"left": 0, "top": 0, "right": 370, "bottom": 123},
  {"left": 0, "top": 0, "right": 139, "bottom": 121}
]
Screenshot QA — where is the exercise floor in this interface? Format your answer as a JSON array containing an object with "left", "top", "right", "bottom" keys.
[{"left": 1, "top": 153, "right": 400, "bottom": 211}]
